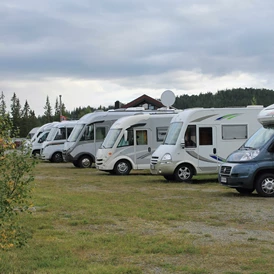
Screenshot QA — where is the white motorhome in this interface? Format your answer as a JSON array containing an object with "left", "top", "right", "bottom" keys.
[
  {"left": 95, "top": 111, "right": 179, "bottom": 175},
  {"left": 30, "top": 122, "right": 59, "bottom": 156},
  {"left": 27, "top": 127, "right": 40, "bottom": 139},
  {"left": 150, "top": 106, "right": 264, "bottom": 182},
  {"left": 63, "top": 108, "right": 163, "bottom": 168},
  {"left": 41, "top": 120, "right": 78, "bottom": 163}
]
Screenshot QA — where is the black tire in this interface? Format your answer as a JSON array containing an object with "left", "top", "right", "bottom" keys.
[
  {"left": 78, "top": 155, "right": 92, "bottom": 168},
  {"left": 32, "top": 150, "right": 40, "bottom": 158},
  {"left": 73, "top": 160, "right": 80, "bottom": 167},
  {"left": 51, "top": 152, "right": 63, "bottom": 163},
  {"left": 235, "top": 187, "right": 254, "bottom": 195},
  {"left": 163, "top": 175, "right": 175, "bottom": 181},
  {"left": 114, "top": 160, "right": 131, "bottom": 175},
  {"left": 174, "top": 164, "right": 193, "bottom": 182},
  {"left": 255, "top": 173, "right": 274, "bottom": 197}
]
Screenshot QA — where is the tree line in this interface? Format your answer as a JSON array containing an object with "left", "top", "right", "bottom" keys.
[
  {"left": 1, "top": 88, "right": 274, "bottom": 138},
  {"left": 173, "top": 88, "right": 274, "bottom": 109},
  {"left": 0, "top": 92, "right": 105, "bottom": 138}
]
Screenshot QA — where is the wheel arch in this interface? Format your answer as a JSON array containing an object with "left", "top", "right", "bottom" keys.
[
  {"left": 173, "top": 161, "right": 197, "bottom": 176},
  {"left": 113, "top": 156, "right": 135, "bottom": 171},
  {"left": 75, "top": 152, "right": 95, "bottom": 163},
  {"left": 50, "top": 150, "right": 64, "bottom": 162},
  {"left": 253, "top": 168, "right": 274, "bottom": 188}
]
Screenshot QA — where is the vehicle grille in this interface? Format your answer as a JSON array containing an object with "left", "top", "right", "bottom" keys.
[
  {"left": 150, "top": 156, "right": 159, "bottom": 165},
  {"left": 96, "top": 159, "right": 103, "bottom": 166},
  {"left": 220, "top": 165, "right": 232, "bottom": 175}
]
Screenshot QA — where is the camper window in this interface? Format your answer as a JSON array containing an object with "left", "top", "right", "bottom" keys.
[
  {"left": 96, "top": 127, "right": 106, "bottom": 140},
  {"left": 67, "top": 127, "right": 74, "bottom": 138},
  {"left": 55, "top": 128, "right": 66, "bottom": 140},
  {"left": 136, "top": 130, "right": 148, "bottom": 145},
  {"left": 199, "top": 127, "right": 212, "bottom": 145},
  {"left": 118, "top": 129, "right": 134, "bottom": 147},
  {"left": 185, "top": 125, "right": 196, "bottom": 147},
  {"left": 222, "top": 125, "right": 248, "bottom": 140},
  {"left": 82, "top": 125, "right": 94, "bottom": 141},
  {"left": 156, "top": 127, "right": 168, "bottom": 142},
  {"left": 39, "top": 132, "right": 49, "bottom": 143}
]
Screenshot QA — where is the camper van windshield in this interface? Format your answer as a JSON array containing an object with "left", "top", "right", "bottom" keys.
[
  {"left": 101, "top": 129, "right": 121, "bottom": 149},
  {"left": 46, "top": 128, "right": 58, "bottom": 141},
  {"left": 67, "top": 124, "right": 85, "bottom": 142},
  {"left": 38, "top": 131, "right": 49, "bottom": 143},
  {"left": 243, "top": 126, "right": 274, "bottom": 149},
  {"left": 163, "top": 122, "right": 182, "bottom": 145}
]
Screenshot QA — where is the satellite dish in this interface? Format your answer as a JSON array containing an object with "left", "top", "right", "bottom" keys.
[{"left": 161, "top": 90, "right": 175, "bottom": 108}]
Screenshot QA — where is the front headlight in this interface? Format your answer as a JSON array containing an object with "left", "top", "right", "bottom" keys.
[
  {"left": 240, "top": 149, "right": 260, "bottom": 161},
  {"left": 161, "top": 153, "right": 172, "bottom": 161}
]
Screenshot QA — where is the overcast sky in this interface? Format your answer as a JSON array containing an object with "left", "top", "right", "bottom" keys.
[{"left": 1, "top": 0, "right": 274, "bottom": 116}]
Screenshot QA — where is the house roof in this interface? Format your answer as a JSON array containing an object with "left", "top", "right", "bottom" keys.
[{"left": 122, "top": 94, "right": 164, "bottom": 108}]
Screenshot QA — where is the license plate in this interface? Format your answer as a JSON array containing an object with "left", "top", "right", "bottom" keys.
[
  {"left": 150, "top": 164, "right": 155, "bottom": 170},
  {"left": 221, "top": 177, "right": 227, "bottom": 183}
]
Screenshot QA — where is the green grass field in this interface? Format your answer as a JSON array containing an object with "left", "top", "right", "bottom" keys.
[{"left": 1, "top": 162, "right": 274, "bottom": 274}]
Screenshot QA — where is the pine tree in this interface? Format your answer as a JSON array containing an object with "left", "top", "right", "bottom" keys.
[
  {"left": 20, "top": 100, "right": 31, "bottom": 137},
  {"left": 54, "top": 97, "right": 60, "bottom": 121},
  {"left": 10, "top": 93, "right": 21, "bottom": 137},
  {"left": 0, "top": 91, "right": 6, "bottom": 116},
  {"left": 43, "top": 96, "right": 53, "bottom": 122}
]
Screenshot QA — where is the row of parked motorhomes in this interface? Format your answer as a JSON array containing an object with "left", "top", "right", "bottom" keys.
[{"left": 27, "top": 103, "right": 274, "bottom": 197}]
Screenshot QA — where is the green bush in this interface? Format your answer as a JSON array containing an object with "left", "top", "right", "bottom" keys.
[{"left": 0, "top": 115, "right": 36, "bottom": 250}]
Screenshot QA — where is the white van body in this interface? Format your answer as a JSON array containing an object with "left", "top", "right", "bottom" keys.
[
  {"left": 96, "top": 112, "right": 179, "bottom": 175},
  {"left": 150, "top": 106, "right": 264, "bottom": 182},
  {"left": 63, "top": 108, "right": 177, "bottom": 168},
  {"left": 41, "top": 120, "right": 78, "bottom": 163},
  {"left": 30, "top": 122, "right": 59, "bottom": 156},
  {"left": 27, "top": 127, "right": 40, "bottom": 139}
]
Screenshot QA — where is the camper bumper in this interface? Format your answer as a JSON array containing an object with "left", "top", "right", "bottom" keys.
[
  {"left": 63, "top": 152, "right": 73, "bottom": 163},
  {"left": 150, "top": 161, "right": 175, "bottom": 175},
  {"left": 95, "top": 158, "right": 114, "bottom": 171},
  {"left": 218, "top": 163, "right": 257, "bottom": 189}
]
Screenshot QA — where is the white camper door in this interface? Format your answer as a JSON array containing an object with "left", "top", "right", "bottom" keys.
[
  {"left": 197, "top": 126, "right": 218, "bottom": 173},
  {"left": 134, "top": 129, "right": 152, "bottom": 168}
]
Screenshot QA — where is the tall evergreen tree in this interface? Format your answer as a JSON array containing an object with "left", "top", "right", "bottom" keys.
[
  {"left": 0, "top": 91, "right": 6, "bottom": 116},
  {"left": 54, "top": 97, "right": 60, "bottom": 121},
  {"left": 43, "top": 96, "right": 53, "bottom": 123},
  {"left": 20, "top": 100, "right": 31, "bottom": 137},
  {"left": 10, "top": 93, "right": 21, "bottom": 137},
  {"left": 21, "top": 100, "right": 30, "bottom": 117}
]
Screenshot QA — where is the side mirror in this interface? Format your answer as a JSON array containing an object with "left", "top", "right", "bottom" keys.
[{"left": 180, "top": 139, "right": 185, "bottom": 149}]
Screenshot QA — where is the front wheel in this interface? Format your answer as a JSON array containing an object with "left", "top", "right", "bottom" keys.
[
  {"left": 114, "top": 160, "right": 131, "bottom": 175},
  {"left": 51, "top": 152, "right": 63, "bottom": 163},
  {"left": 255, "top": 173, "right": 274, "bottom": 197},
  {"left": 78, "top": 155, "right": 93, "bottom": 168},
  {"left": 174, "top": 164, "right": 193, "bottom": 182},
  {"left": 32, "top": 150, "right": 40, "bottom": 158}
]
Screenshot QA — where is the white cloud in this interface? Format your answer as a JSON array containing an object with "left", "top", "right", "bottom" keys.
[{"left": 1, "top": 0, "right": 274, "bottom": 116}]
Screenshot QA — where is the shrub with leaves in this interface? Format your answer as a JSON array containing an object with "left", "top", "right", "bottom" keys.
[{"left": 0, "top": 115, "right": 36, "bottom": 250}]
